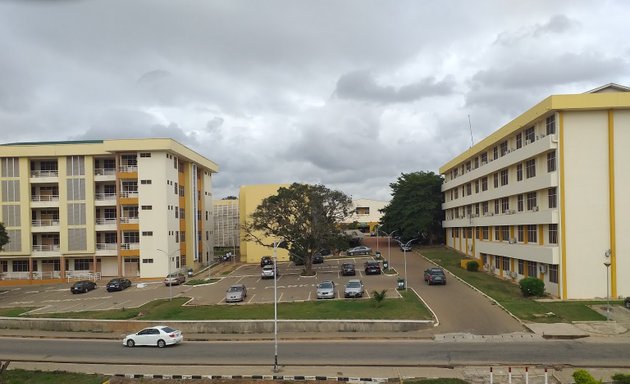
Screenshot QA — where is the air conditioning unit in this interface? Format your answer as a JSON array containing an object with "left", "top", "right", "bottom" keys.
[
  {"left": 510, "top": 210, "right": 516, "bottom": 214},
  {"left": 509, "top": 238, "right": 516, "bottom": 244},
  {"left": 504, "top": 210, "right": 510, "bottom": 215},
  {"left": 489, "top": 212, "right": 494, "bottom": 216},
  {"left": 483, "top": 263, "right": 490, "bottom": 271},
  {"left": 532, "top": 206, "right": 539, "bottom": 212},
  {"left": 539, "top": 264, "right": 547, "bottom": 274},
  {"left": 509, "top": 271, "right": 518, "bottom": 279}
]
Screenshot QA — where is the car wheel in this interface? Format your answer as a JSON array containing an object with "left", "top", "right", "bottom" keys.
[
  {"left": 84, "top": 288, "right": 88, "bottom": 293},
  {"left": 625, "top": 300, "right": 630, "bottom": 309},
  {"left": 157, "top": 339, "right": 166, "bottom": 348},
  {"left": 126, "top": 339, "right": 135, "bottom": 348}
]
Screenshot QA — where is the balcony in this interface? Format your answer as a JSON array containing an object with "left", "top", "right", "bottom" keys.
[
  {"left": 118, "top": 165, "right": 138, "bottom": 174},
  {"left": 31, "top": 219, "right": 60, "bottom": 233},
  {"left": 94, "top": 168, "right": 116, "bottom": 181},
  {"left": 119, "top": 216, "right": 139, "bottom": 224},
  {"left": 442, "top": 208, "right": 558, "bottom": 228},
  {"left": 31, "top": 195, "right": 60, "bottom": 208},
  {"left": 119, "top": 191, "right": 139, "bottom": 199},
  {"left": 32, "top": 244, "right": 61, "bottom": 256},
  {"left": 95, "top": 218, "right": 117, "bottom": 231},
  {"left": 95, "top": 192, "right": 116, "bottom": 206},
  {"left": 120, "top": 242, "right": 140, "bottom": 250},
  {"left": 476, "top": 240, "right": 559, "bottom": 265},
  {"left": 96, "top": 242, "right": 117, "bottom": 255}
]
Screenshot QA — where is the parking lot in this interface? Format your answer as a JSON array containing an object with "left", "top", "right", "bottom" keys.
[{"left": 0, "top": 255, "right": 404, "bottom": 314}]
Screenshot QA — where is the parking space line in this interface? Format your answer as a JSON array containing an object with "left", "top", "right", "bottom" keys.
[
  {"left": 246, "top": 294, "right": 255, "bottom": 303},
  {"left": 277, "top": 292, "right": 284, "bottom": 303}
]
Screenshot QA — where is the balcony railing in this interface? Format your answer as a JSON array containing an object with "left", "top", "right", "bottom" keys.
[
  {"left": 96, "top": 242, "right": 117, "bottom": 250},
  {"left": 119, "top": 217, "right": 139, "bottom": 224},
  {"left": 95, "top": 192, "right": 116, "bottom": 200},
  {"left": 32, "top": 219, "right": 60, "bottom": 227},
  {"left": 96, "top": 218, "right": 117, "bottom": 225},
  {"left": 94, "top": 168, "right": 116, "bottom": 176},
  {"left": 119, "top": 165, "right": 138, "bottom": 173},
  {"left": 119, "top": 191, "right": 138, "bottom": 198},
  {"left": 31, "top": 195, "right": 59, "bottom": 202},
  {"left": 32, "top": 244, "right": 61, "bottom": 252},
  {"left": 30, "top": 170, "right": 59, "bottom": 178},
  {"left": 120, "top": 242, "right": 140, "bottom": 250}
]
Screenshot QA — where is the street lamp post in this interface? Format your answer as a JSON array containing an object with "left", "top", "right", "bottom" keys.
[
  {"left": 375, "top": 224, "right": 381, "bottom": 253},
  {"left": 395, "top": 238, "right": 417, "bottom": 292},
  {"left": 604, "top": 249, "right": 612, "bottom": 321},
  {"left": 377, "top": 229, "right": 397, "bottom": 265},
  {"left": 157, "top": 248, "right": 180, "bottom": 301},
  {"left": 272, "top": 240, "right": 282, "bottom": 372}
]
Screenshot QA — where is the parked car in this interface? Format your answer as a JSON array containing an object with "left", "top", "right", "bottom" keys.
[
  {"left": 625, "top": 297, "right": 630, "bottom": 309},
  {"left": 261, "top": 264, "right": 279, "bottom": 279},
  {"left": 106, "top": 278, "right": 132, "bottom": 292},
  {"left": 364, "top": 261, "right": 381, "bottom": 275},
  {"left": 225, "top": 284, "right": 247, "bottom": 303},
  {"left": 344, "top": 279, "right": 364, "bottom": 298},
  {"left": 70, "top": 280, "right": 97, "bottom": 294},
  {"left": 312, "top": 253, "right": 324, "bottom": 264},
  {"left": 164, "top": 272, "right": 186, "bottom": 286},
  {"left": 424, "top": 267, "right": 447, "bottom": 285},
  {"left": 123, "top": 325, "right": 183, "bottom": 348},
  {"left": 316, "top": 280, "right": 336, "bottom": 299},
  {"left": 260, "top": 256, "right": 274, "bottom": 267},
  {"left": 347, "top": 246, "right": 371, "bottom": 256},
  {"left": 340, "top": 262, "right": 356, "bottom": 276}
]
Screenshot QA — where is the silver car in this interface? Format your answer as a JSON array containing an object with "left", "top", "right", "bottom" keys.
[
  {"left": 346, "top": 246, "right": 371, "bottom": 256},
  {"left": 316, "top": 280, "right": 336, "bottom": 299},
  {"left": 344, "top": 279, "right": 364, "bottom": 298},
  {"left": 225, "top": 284, "right": 247, "bottom": 303},
  {"left": 261, "top": 264, "right": 279, "bottom": 279}
]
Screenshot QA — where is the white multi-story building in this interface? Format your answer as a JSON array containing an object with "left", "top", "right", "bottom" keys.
[
  {"left": 0, "top": 138, "right": 218, "bottom": 282},
  {"left": 440, "top": 83, "right": 630, "bottom": 300},
  {"left": 343, "top": 198, "right": 388, "bottom": 235}
]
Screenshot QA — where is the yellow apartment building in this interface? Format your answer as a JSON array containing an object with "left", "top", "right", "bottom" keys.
[
  {"left": 440, "top": 83, "right": 630, "bottom": 299},
  {"left": 0, "top": 138, "right": 218, "bottom": 282}
]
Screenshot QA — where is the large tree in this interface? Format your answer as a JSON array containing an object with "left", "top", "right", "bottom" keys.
[
  {"left": 244, "top": 183, "right": 353, "bottom": 275},
  {"left": 379, "top": 171, "right": 444, "bottom": 245},
  {"left": 0, "top": 222, "right": 8, "bottom": 251}
]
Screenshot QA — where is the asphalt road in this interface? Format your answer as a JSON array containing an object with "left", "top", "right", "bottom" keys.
[{"left": 2, "top": 337, "right": 629, "bottom": 367}]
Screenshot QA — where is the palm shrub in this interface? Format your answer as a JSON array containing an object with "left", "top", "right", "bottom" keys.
[
  {"left": 519, "top": 276, "right": 545, "bottom": 297},
  {"left": 466, "top": 260, "right": 479, "bottom": 271},
  {"left": 612, "top": 373, "right": 630, "bottom": 384},
  {"left": 573, "top": 370, "right": 602, "bottom": 384},
  {"left": 371, "top": 289, "right": 387, "bottom": 307}
]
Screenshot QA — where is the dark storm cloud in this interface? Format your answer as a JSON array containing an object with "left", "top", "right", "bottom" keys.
[{"left": 334, "top": 71, "right": 456, "bottom": 103}]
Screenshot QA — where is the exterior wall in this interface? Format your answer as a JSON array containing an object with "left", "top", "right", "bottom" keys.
[
  {"left": 0, "top": 139, "right": 218, "bottom": 282},
  {"left": 344, "top": 198, "right": 388, "bottom": 234},
  {"left": 213, "top": 199, "right": 239, "bottom": 248},
  {"left": 440, "top": 87, "right": 630, "bottom": 299},
  {"left": 239, "top": 184, "right": 290, "bottom": 264}
]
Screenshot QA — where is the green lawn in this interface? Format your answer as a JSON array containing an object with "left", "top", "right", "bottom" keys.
[
  {"left": 0, "top": 307, "right": 34, "bottom": 317},
  {"left": 27, "top": 291, "right": 432, "bottom": 320},
  {"left": 420, "top": 246, "right": 610, "bottom": 323},
  {"left": 1, "top": 369, "right": 107, "bottom": 384}
]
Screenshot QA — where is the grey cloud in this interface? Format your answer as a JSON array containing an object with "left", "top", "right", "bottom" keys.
[
  {"left": 334, "top": 71, "right": 455, "bottom": 103},
  {"left": 205, "top": 117, "right": 225, "bottom": 132},
  {"left": 495, "top": 14, "right": 579, "bottom": 46}
]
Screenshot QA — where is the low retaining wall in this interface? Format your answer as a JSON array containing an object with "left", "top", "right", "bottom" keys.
[{"left": 0, "top": 317, "right": 433, "bottom": 335}]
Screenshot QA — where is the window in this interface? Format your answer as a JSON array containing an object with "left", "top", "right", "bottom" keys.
[
  {"left": 494, "top": 227, "right": 500, "bottom": 241},
  {"left": 517, "top": 225, "right": 524, "bottom": 242},
  {"left": 74, "top": 259, "right": 90, "bottom": 270},
  {"left": 501, "top": 198, "right": 509, "bottom": 212},
  {"left": 548, "top": 187, "right": 557, "bottom": 209},
  {"left": 528, "top": 262, "right": 537, "bottom": 277},
  {"left": 12, "top": 260, "right": 28, "bottom": 272},
  {"left": 174, "top": 156, "right": 178, "bottom": 169},
  {"left": 502, "top": 257, "right": 510, "bottom": 272},
  {"left": 465, "top": 161, "right": 471, "bottom": 172},
  {"left": 481, "top": 177, "right": 488, "bottom": 191},
  {"left": 501, "top": 226, "right": 509, "bottom": 241},
  {"left": 546, "top": 115, "right": 556, "bottom": 135},
  {"left": 175, "top": 208, "right": 178, "bottom": 219},
  {"left": 174, "top": 182, "right": 178, "bottom": 194},
  {"left": 475, "top": 203, "right": 480, "bottom": 215},
  {"left": 547, "top": 151, "right": 556, "bottom": 172},
  {"left": 139, "top": 152, "right": 151, "bottom": 158},
  {"left": 525, "top": 126, "right": 535, "bottom": 143},
  {"left": 549, "top": 224, "right": 558, "bottom": 244},
  {"left": 517, "top": 194, "right": 524, "bottom": 212},
  {"left": 525, "top": 159, "right": 536, "bottom": 178},
  {"left": 500, "top": 169, "right": 508, "bottom": 186},
  {"left": 142, "top": 259, "right": 154, "bottom": 263},
  {"left": 474, "top": 180, "right": 479, "bottom": 193},
  {"left": 141, "top": 205, "right": 152, "bottom": 210},
  {"left": 526, "top": 192, "right": 537, "bottom": 210},
  {"left": 140, "top": 179, "right": 152, "bottom": 184},
  {"left": 482, "top": 201, "right": 488, "bottom": 214},
  {"left": 466, "top": 183, "right": 472, "bottom": 196},
  {"left": 528, "top": 225, "right": 537, "bottom": 243},
  {"left": 494, "top": 200, "right": 500, "bottom": 214},
  {"left": 495, "top": 256, "right": 501, "bottom": 269},
  {"left": 175, "top": 231, "right": 179, "bottom": 243},
  {"left": 493, "top": 146, "right": 498, "bottom": 160},
  {"left": 500, "top": 141, "right": 508, "bottom": 156},
  {"left": 493, "top": 173, "right": 499, "bottom": 188},
  {"left": 179, "top": 208, "right": 185, "bottom": 219},
  {"left": 454, "top": 188, "right": 458, "bottom": 199},
  {"left": 474, "top": 157, "right": 479, "bottom": 169},
  {"left": 482, "top": 226, "right": 489, "bottom": 240},
  {"left": 179, "top": 186, "right": 185, "bottom": 197},
  {"left": 481, "top": 153, "right": 488, "bottom": 164},
  {"left": 516, "top": 163, "right": 523, "bottom": 181},
  {"left": 549, "top": 264, "right": 558, "bottom": 283},
  {"left": 518, "top": 259, "right": 524, "bottom": 275},
  {"left": 142, "top": 231, "right": 153, "bottom": 236},
  {"left": 181, "top": 231, "right": 186, "bottom": 242},
  {"left": 516, "top": 133, "right": 522, "bottom": 149}
]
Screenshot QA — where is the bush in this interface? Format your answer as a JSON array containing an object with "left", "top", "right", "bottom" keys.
[
  {"left": 612, "top": 373, "right": 630, "bottom": 384},
  {"left": 573, "top": 369, "right": 602, "bottom": 384},
  {"left": 466, "top": 260, "right": 479, "bottom": 271},
  {"left": 519, "top": 277, "right": 545, "bottom": 297}
]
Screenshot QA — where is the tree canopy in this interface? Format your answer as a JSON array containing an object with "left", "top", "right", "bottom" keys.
[
  {"left": 0, "top": 222, "right": 8, "bottom": 251},
  {"left": 379, "top": 171, "right": 444, "bottom": 244},
  {"left": 243, "top": 183, "right": 353, "bottom": 274}
]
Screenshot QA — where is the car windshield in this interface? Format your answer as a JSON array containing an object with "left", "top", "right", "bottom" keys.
[
  {"left": 343, "top": 263, "right": 353, "bottom": 268},
  {"left": 228, "top": 286, "right": 243, "bottom": 292},
  {"left": 347, "top": 281, "right": 361, "bottom": 288},
  {"left": 319, "top": 282, "right": 333, "bottom": 289}
]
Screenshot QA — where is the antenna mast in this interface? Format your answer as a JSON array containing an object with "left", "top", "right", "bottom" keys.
[{"left": 468, "top": 115, "right": 474, "bottom": 148}]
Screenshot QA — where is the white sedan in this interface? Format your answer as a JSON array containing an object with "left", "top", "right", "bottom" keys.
[{"left": 123, "top": 325, "right": 183, "bottom": 348}]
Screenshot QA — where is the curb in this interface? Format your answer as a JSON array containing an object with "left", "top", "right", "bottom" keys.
[{"left": 113, "top": 373, "right": 396, "bottom": 383}]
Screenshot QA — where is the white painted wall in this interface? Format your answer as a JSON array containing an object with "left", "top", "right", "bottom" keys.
[{"left": 614, "top": 110, "right": 630, "bottom": 298}]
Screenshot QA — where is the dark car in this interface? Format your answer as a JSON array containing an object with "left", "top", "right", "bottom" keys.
[
  {"left": 260, "top": 256, "right": 274, "bottom": 267},
  {"left": 364, "top": 261, "right": 381, "bottom": 275},
  {"left": 71, "top": 280, "right": 97, "bottom": 294},
  {"left": 424, "top": 267, "right": 447, "bottom": 285},
  {"left": 106, "top": 278, "right": 132, "bottom": 292},
  {"left": 625, "top": 297, "right": 630, "bottom": 309},
  {"left": 340, "top": 262, "right": 356, "bottom": 276},
  {"left": 312, "top": 253, "right": 324, "bottom": 264}
]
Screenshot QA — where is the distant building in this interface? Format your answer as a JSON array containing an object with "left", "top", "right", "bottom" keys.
[
  {"left": 213, "top": 199, "right": 239, "bottom": 249},
  {"left": 0, "top": 138, "right": 218, "bottom": 282},
  {"left": 343, "top": 198, "right": 388, "bottom": 235},
  {"left": 439, "top": 83, "right": 630, "bottom": 299}
]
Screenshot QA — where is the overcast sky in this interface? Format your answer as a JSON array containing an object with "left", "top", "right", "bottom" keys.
[{"left": 1, "top": 1, "right": 629, "bottom": 201}]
